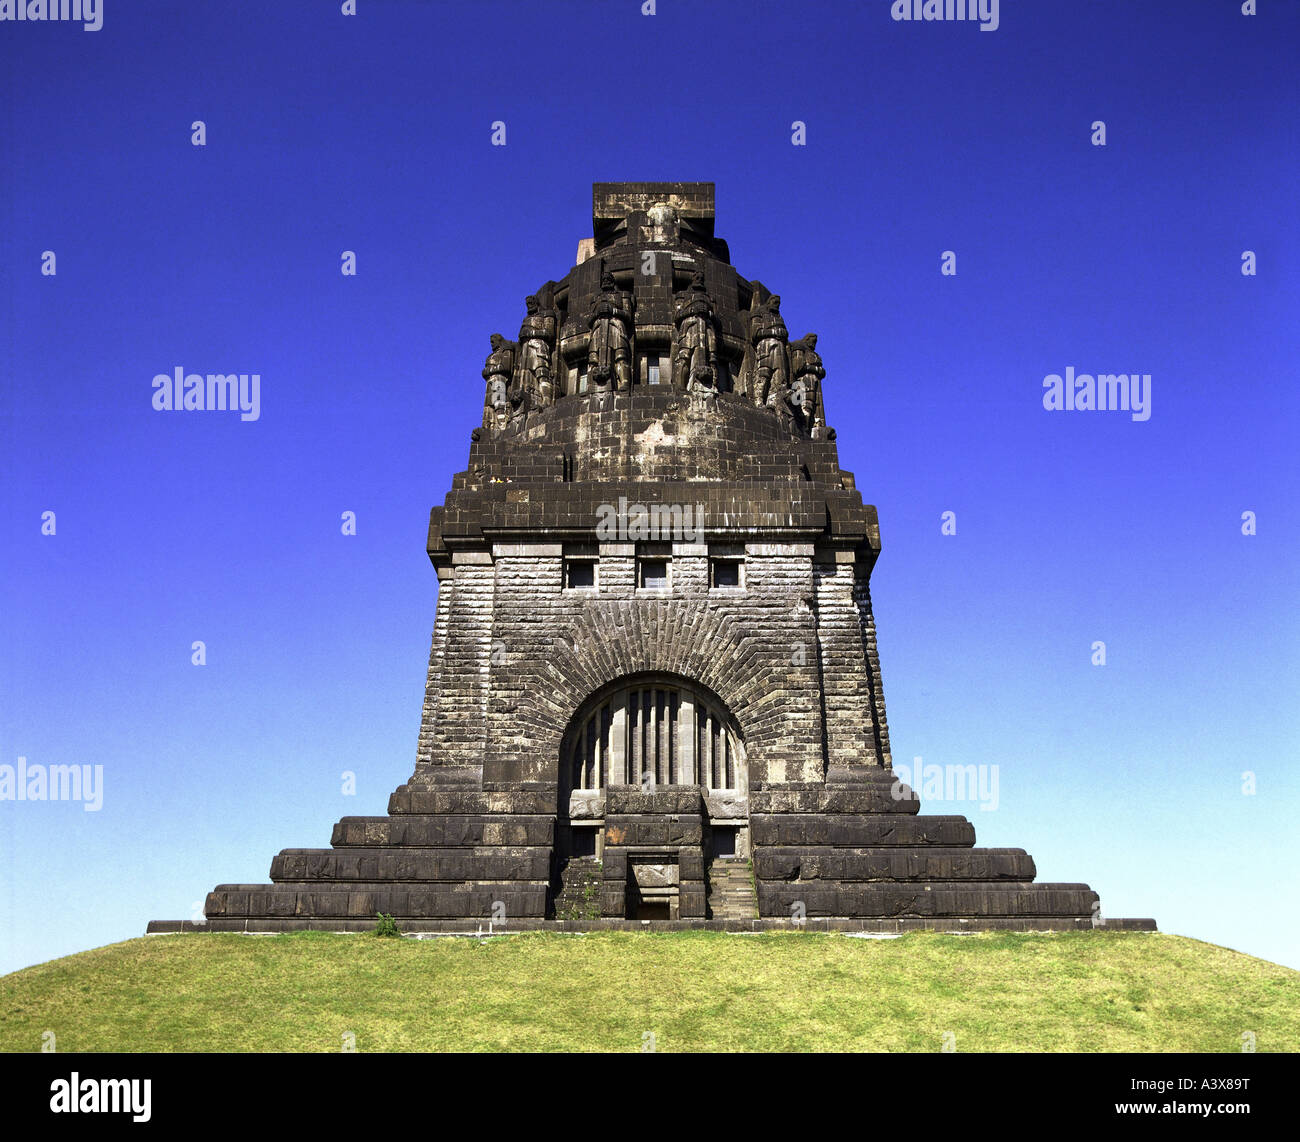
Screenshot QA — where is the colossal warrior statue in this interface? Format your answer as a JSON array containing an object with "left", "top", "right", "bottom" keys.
[
  {"left": 750, "top": 293, "right": 790, "bottom": 407},
  {"left": 673, "top": 269, "right": 719, "bottom": 393},
  {"left": 789, "top": 332, "right": 826, "bottom": 436},
  {"left": 518, "top": 293, "right": 557, "bottom": 407},
  {"left": 587, "top": 268, "right": 633, "bottom": 389},
  {"left": 480, "top": 332, "right": 515, "bottom": 432}
]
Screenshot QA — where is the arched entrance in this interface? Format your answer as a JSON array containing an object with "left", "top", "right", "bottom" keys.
[{"left": 553, "top": 673, "right": 749, "bottom": 920}]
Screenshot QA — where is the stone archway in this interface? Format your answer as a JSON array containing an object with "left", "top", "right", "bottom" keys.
[
  {"left": 552, "top": 672, "right": 749, "bottom": 921},
  {"left": 564, "top": 674, "right": 747, "bottom": 802}
]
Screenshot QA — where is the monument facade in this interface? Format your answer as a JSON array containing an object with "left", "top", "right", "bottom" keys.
[{"left": 151, "top": 184, "right": 1154, "bottom": 932}]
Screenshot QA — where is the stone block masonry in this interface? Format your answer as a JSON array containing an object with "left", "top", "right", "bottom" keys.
[{"left": 150, "top": 183, "right": 1154, "bottom": 935}]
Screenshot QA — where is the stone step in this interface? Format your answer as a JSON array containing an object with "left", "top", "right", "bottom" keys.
[
  {"left": 205, "top": 882, "right": 548, "bottom": 921},
  {"left": 753, "top": 846, "right": 1036, "bottom": 882},
  {"left": 553, "top": 857, "right": 603, "bottom": 921},
  {"left": 270, "top": 847, "right": 550, "bottom": 883},
  {"left": 750, "top": 784, "right": 921, "bottom": 816},
  {"left": 756, "top": 882, "right": 1098, "bottom": 919},
  {"left": 387, "top": 791, "right": 557, "bottom": 815},
  {"left": 707, "top": 859, "right": 758, "bottom": 921},
  {"left": 331, "top": 815, "right": 554, "bottom": 848},
  {"left": 750, "top": 815, "right": 977, "bottom": 848}
]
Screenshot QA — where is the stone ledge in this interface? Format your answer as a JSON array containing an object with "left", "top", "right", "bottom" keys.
[
  {"left": 147, "top": 917, "right": 1159, "bottom": 935},
  {"left": 750, "top": 814, "right": 977, "bottom": 847}
]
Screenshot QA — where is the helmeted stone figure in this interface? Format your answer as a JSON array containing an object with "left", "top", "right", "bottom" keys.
[
  {"left": 673, "top": 269, "right": 718, "bottom": 394},
  {"left": 481, "top": 332, "right": 516, "bottom": 433},
  {"left": 518, "top": 294, "right": 557, "bottom": 407},
  {"left": 750, "top": 294, "right": 790, "bottom": 407},
  {"left": 587, "top": 269, "right": 633, "bottom": 390},
  {"left": 789, "top": 332, "right": 826, "bottom": 435},
  {"left": 505, "top": 383, "right": 531, "bottom": 435}
]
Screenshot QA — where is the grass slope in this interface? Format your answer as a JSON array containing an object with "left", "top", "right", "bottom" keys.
[{"left": 2, "top": 930, "right": 1297, "bottom": 1052}]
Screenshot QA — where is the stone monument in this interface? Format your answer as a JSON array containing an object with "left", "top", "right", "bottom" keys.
[{"left": 151, "top": 183, "right": 1154, "bottom": 933}]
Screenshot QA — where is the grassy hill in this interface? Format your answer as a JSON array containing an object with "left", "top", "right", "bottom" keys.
[{"left": 2, "top": 929, "right": 1297, "bottom": 1052}]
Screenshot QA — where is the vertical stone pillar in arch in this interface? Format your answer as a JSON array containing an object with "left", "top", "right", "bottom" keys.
[
  {"left": 609, "top": 701, "right": 628, "bottom": 785},
  {"left": 678, "top": 692, "right": 696, "bottom": 784}
]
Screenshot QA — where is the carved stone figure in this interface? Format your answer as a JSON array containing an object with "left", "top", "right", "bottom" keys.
[
  {"left": 789, "top": 332, "right": 826, "bottom": 435},
  {"left": 673, "top": 270, "right": 718, "bottom": 392},
  {"left": 518, "top": 294, "right": 557, "bottom": 407},
  {"left": 481, "top": 333, "right": 515, "bottom": 432},
  {"left": 647, "top": 201, "right": 679, "bottom": 244},
  {"left": 506, "top": 384, "right": 531, "bottom": 434},
  {"left": 750, "top": 294, "right": 790, "bottom": 407},
  {"left": 587, "top": 269, "right": 633, "bottom": 389}
]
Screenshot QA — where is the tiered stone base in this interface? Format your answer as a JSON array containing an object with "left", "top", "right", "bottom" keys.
[{"left": 149, "top": 768, "right": 1155, "bottom": 934}]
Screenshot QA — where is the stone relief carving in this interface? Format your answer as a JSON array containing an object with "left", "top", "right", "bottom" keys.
[
  {"left": 749, "top": 293, "right": 790, "bottom": 409},
  {"left": 474, "top": 270, "right": 831, "bottom": 440},
  {"left": 673, "top": 269, "right": 718, "bottom": 398},
  {"left": 646, "top": 201, "right": 679, "bottom": 244},
  {"left": 790, "top": 332, "right": 826, "bottom": 436},
  {"left": 518, "top": 291, "right": 557, "bottom": 408},
  {"left": 587, "top": 267, "right": 633, "bottom": 390},
  {"left": 480, "top": 332, "right": 516, "bottom": 433}
]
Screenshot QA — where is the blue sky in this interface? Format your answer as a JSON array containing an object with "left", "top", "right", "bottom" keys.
[{"left": 2, "top": 0, "right": 1297, "bottom": 976}]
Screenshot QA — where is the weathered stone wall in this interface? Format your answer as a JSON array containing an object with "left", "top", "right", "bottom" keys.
[
  {"left": 405, "top": 540, "right": 893, "bottom": 798},
  {"left": 156, "top": 182, "right": 1149, "bottom": 935}
]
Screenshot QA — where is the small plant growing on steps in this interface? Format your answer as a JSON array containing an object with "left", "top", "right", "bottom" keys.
[{"left": 372, "top": 913, "right": 401, "bottom": 938}]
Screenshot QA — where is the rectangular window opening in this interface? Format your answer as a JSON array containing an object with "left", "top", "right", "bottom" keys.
[
  {"left": 639, "top": 559, "right": 670, "bottom": 590},
  {"left": 711, "top": 559, "right": 743, "bottom": 589},
  {"left": 565, "top": 560, "right": 596, "bottom": 589}
]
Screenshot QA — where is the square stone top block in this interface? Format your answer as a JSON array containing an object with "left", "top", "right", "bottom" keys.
[{"left": 593, "top": 182, "right": 715, "bottom": 227}]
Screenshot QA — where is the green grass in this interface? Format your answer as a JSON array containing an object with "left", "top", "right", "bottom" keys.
[{"left": 2, "top": 930, "right": 1297, "bottom": 1052}]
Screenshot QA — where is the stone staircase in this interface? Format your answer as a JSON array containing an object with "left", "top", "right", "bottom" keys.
[
  {"left": 707, "top": 857, "right": 758, "bottom": 920},
  {"left": 554, "top": 856, "right": 604, "bottom": 921}
]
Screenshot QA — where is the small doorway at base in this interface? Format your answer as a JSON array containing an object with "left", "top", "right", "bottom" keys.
[{"left": 628, "top": 856, "right": 679, "bottom": 920}]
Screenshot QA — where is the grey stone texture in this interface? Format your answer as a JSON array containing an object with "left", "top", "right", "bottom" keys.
[{"left": 151, "top": 183, "right": 1154, "bottom": 934}]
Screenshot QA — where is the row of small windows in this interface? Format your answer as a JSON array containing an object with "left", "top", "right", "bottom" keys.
[{"left": 564, "top": 557, "right": 743, "bottom": 591}]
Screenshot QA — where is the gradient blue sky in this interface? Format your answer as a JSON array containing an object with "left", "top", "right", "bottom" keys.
[{"left": 2, "top": 1, "right": 1297, "bottom": 977}]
